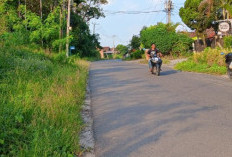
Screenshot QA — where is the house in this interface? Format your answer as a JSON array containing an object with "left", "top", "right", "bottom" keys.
[
  {"left": 187, "top": 28, "right": 218, "bottom": 51},
  {"left": 187, "top": 28, "right": 216, "bottom": 40},
  {"left": 99, "top": 47, "right": 118, "bottom": 59}
]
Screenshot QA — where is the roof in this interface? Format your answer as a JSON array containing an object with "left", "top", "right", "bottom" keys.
[
  {"left": 102, "top": 47, "right": 110, "bottom": 52},
  {"left": 187, "top": 28, "right": 216, "bottom": 39},
  {"left": 206, "top": 27, "right": 216, "bottom": 38},
  {"left": 110, "top": 48, "right": 118, "bottom": 51}
]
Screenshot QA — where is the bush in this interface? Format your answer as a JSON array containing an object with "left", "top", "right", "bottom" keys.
[
  {"left": 224, "top": 36, "right": 232, "bottom": 48},
  {"left": 140, "top": 23, "right": 193, "bottom": 55},
  {"left": 193, "top": 47, "right": 227, "bottom": 66},
  {"left": 175, "top": 47, "right": 230, "bottom": 75},
  {"left": 131, "top": 50, "right": 144, "bottom": 59},
  {"left": 172, "top": 34, "right": 193, "bottom": 55}
]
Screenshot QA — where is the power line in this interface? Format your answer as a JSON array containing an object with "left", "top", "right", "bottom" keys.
[
  {"left": 146, "top": 0, "right": 164, "bottom": 25},
  {"left": 104, "top": 10, "right": 164, "bottom": 15}
]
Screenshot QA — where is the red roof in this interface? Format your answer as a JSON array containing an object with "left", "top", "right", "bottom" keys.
[
  {"left": 187, "top": 28, "right": 216, "bottom": 39},
  {"left": 102, "top": 47, "right": 110, "bottom": 52},
  {"left": 206, "top": 28, "right": 216, "bottom": 38}
]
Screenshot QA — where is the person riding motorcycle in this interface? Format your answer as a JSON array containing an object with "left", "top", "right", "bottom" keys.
[{"left": 146, "top": 43, "right": 163, "bottom": 73}]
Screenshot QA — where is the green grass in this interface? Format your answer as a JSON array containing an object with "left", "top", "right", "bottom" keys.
[
  {"left": 0, "top": 45, "right": 89, "bottom": 156},
  {"left": 174, "top": 48, "right": 231, "bottom": 75},
  {"left": 175, "top": 59, "right": 227, "bottom": 75}
]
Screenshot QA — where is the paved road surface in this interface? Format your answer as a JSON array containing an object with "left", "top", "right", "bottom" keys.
[{"left": 89, "top": 60, "right": 232, "bottom": 157}]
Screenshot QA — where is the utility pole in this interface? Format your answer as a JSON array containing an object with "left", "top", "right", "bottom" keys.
[
  {"left": 40, "top": 0, "right": 43, "bottom": 19},
  {"left": 25, "top": 0, "right": 27, "bottom": 29},
  {"left": 66, "top": 0, "right": 71, "bottom": 57},
  {"left": 165, "top": 0, "right": 173, "bottom": 24},
  {"left": 112, "top": 35, "right": 116, "bottom": 54},
  {"left": 92, "top": 22, "right": 99, "bottom": 34}
]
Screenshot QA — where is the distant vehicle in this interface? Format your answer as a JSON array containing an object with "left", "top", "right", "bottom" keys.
[{"left": 225, "top": 53, "right": 232, "bottom": 79}]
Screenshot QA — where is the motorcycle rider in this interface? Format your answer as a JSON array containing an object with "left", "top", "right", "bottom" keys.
[{"left": 146, "top": 43, "right": 163, "bottom": 73}]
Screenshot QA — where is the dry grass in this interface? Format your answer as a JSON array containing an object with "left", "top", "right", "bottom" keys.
[{"left": 175, "top": 48, "right": 230, "bottom": 75}]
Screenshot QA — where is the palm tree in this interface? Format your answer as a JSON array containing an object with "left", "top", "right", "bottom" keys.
[
  {"left": 199, "top": 0, "right": 232, "bottom": 19},
  {"left": 215, "top": 0, "right": 232, "bottom": 19}
]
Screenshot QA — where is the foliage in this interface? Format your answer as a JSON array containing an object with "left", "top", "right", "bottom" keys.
[
  {"left": 0, "top": 42, "right": 89, "bottom": 156},
  {"left": 0, "top": 0, "right": 107, "bottom": 57},
  {"left": 224, "top": 36, "right": 232, "bottom": 48},
  {"left": 140, "top": 23, "right": 193, "bottom": 55},
  {"left": 179, "top": 0, "right": 215, "bottom": 45},
  {"left": 116, "top": 44, "right": 128, "bottom": 55},
  {"left": 129, "top": 35, "right": 141, "bottom": 50},
  {"left": 175, "top": 47, "right": 230, "bottom": 75},
  {"left": 76, "top": 0, "right": 108, "bottom": 21},
  {"left": 175, "top": 60, "right": 227, "bottom": 74},
  {"left": 131, "top": 50, "right": 144, "bottom": 59},
  {"left": 172, "top": 33, "right": 194, "bottom": 55},
  {"left": 70, "top": 14, "right": 101, "bottom": 57},
  {"left": 179, "top": 0, "right": 232, "bottom": 46}
]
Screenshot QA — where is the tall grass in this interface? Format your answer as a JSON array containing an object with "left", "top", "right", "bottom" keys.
[
  {"left": 175, "top": 48, "right": 230, "bottom": 75},
  {"left": 0, "top": 44, "right": 89, "bottom": 156}
]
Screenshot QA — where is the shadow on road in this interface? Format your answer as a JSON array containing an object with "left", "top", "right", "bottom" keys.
[
  {"left": 89, "top": 61, "right": 232, "bottom": 157},
  {"left": 160, "top": 70, "right": 180, "bottom": 76}
]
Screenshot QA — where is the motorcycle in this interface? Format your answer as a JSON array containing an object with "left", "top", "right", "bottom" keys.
[
  {"left": 150, "top": 55, "right": 161, "bottom": 76},
  {"left": 225, "top": 53, "right": 232, "bottom": 80}
]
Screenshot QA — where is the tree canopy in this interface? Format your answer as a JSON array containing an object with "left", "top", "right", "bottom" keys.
[
  {"left": 179, "top": 0, "right": 232, "bottom": 45},
  {"left": 140, "top": 23, "right": 193, "bottom": 55},
  {"left": 0, "top": 0, "right": 107, "bottom": 57},
  {"left": 129, "top": 35, "right": 141, "bottom": 50},
  {"left": 116, "top": 44, "right": 128, "bottom": 55}
]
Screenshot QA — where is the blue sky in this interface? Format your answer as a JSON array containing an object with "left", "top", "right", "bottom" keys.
[{"left": 90, "top": 0, "right": 189, "bottom": 47}]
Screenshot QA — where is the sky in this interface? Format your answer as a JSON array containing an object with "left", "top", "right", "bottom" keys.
[{"left": 90, "top": 0, "right": 189, "bottom": 47}]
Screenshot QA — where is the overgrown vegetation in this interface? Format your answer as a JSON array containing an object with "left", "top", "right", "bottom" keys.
[
  {"left": 224, "top": 36, "right": 232, "bottom": 48},
  {"left": 0, "top": 0, "right": 108, "bottom": 156},
  {"left": 175, "top": 48, "right": 229, "bottom": 75},
  {"left": 0, "top": 36, "right": 89, "bottom": 156}
]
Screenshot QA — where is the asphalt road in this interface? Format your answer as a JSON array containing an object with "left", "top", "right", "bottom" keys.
[{"left": 89, "top": 60, "right": 232, "bottom": 157}]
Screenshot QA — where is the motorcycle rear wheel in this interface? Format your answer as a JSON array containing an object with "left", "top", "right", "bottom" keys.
[
  {"left": 156, "top": 65, "right": 160, "bottom": 76},
  {"left": 227, "top": 68, "right": 232, "bottom": 80}
]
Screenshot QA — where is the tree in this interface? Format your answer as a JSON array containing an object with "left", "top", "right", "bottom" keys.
[
  {"left": 0, "top": 0, "right": 108, "bottom": 57},
  {"left": 70, "top": 13, "right": 101, "bottom": 57},
  {"left": 75, "top": 0, "right": 108, "bottom": 22},
  {"left": 116, "top": 44, "right": 128, "bottom": 55},
  {"left": 140, "top": 23, "right": 193, "bottom": 55},
  {"left": 179, "top": 0, "right": 214, "bottom": 46},
  {"left": 216, "top": 0, "right": 232, "bottom": 19},
  {"left": 130, "top": 35, "right": 141, "bottom": 50}
]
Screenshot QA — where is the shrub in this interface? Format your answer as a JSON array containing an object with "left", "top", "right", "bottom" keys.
[
  {"left": 224, "top": 36, "right": 232, "bottom": 48},
  {"left": 172, "top": 34, "right": 193, "bottom": 55},
  {"left": 175, "top": 47, "right": 230, "bottom": 75},
  {"left": 193, "top": 47, "right": 227, "bottom": 66},
  {"left": 140, "top": 23, "right": 193, "bottom": 55},
  {"left": 131, "top": 50, "right": 144, "bottom": 59}
]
